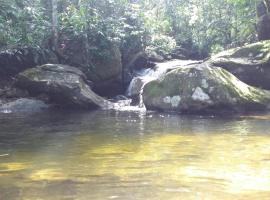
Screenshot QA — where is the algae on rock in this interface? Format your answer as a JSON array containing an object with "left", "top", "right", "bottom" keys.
[
  {"left": 143, "top": 63, "right": 270, "bottom": 114},
  {"left": 208, "top": 40, "right": 270, "bottom": 90}
]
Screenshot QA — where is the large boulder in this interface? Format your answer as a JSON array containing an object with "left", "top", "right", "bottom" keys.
[
  {"left": 61, "top": 37, "right": 122, "bottom": 96},
  {"left": 208, "top": 41, "right": 270, "bottom": 90},
  {"left": 143, "top": 63, "right": 270, "bottom": 114},
  {"left": 16, "top": 64, "right": 114, "bottom": 109}
]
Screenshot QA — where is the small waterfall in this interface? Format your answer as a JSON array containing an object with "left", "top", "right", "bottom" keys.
[{"left": 124, "top": 59, "right": 202, "bottom": 111}]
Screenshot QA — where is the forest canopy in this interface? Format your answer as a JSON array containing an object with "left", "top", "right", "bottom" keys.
[{"left": 0, "top": 0, "right": 265, "bottom": 58}]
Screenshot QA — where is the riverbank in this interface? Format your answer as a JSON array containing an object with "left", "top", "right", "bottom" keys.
[{"left": 1, "top": 40, "right": 270, "bottom": 115}]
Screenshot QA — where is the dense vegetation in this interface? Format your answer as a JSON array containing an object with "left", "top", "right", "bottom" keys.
[{"left": 0, "top": 0, "right": 268, "bottom": 58}]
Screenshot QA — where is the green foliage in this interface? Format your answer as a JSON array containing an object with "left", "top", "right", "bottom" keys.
[
  {"left": 146, "top": 34, "right": 176, "bottom": 56},
  {"left": 0, "top": 0, "right": 261, "bottom": 57},
  {"left": 0, "top": 0, "right": 50, "bottom": 48}
]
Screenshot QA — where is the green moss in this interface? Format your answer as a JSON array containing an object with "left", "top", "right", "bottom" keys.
[
  {"left": 144, "top": 81, "right": 161, "bottom": 97},
  {"left": 21, "top": 69, "right": 42, "bottom": 80},
  {"left": 231, "top": 41, "right": 269, "bottom": 56}
]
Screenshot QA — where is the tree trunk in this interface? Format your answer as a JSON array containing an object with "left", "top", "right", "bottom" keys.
[{"left": 51, "top": 0, "right": 58, "bottom": 51}]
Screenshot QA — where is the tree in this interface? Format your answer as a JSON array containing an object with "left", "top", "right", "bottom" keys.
[{"left": 51, "top": 0, "right": 58, "bottom": 50}]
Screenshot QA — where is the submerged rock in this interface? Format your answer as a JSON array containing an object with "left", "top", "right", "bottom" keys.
[
  {"left": 16, "top": 64, "right": 114, "bottom": 109},
  {"left": 0, "top": 98, "right": 49, "bottom": 113},
  {"left": 143, "top": 63, "right": 270, "bottom": 113},
  {"left": 208, "top": 40, "right": 270, "bottom": 90}
]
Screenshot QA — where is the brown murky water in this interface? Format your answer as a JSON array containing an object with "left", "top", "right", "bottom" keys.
[{"left": 0, "top": 110, "right": 270, "bottom": 200}]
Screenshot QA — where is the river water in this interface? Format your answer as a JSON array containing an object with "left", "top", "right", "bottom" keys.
[{"left": 1, "top": 110, "right": 270, "bottom": 200}]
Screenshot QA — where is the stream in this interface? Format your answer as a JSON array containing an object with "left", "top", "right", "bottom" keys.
[
  {"left": 1, "top": 60, "right": 270, "bottom": 200},
  {"left": 1, "top": 110, "right": 270, "bottom": 200}
]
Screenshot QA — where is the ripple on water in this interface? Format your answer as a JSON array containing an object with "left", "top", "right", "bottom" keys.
[{"left": 0, "top": 111, "right": 270, "bottom": 199}]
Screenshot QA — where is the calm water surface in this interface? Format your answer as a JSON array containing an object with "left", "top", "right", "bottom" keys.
[{"left": 1, "top": 110, "right": 270, "bottom": 200}]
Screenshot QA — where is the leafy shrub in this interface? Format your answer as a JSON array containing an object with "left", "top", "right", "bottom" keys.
[{"left": 146, "top": 34, "right": 176, "bottom": 56}]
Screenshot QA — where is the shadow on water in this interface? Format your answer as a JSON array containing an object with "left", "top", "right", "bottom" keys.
[{"left": 1, "top": 110, "right": 270, "bottom": 199}]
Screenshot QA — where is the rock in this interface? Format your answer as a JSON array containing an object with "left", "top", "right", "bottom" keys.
[
  {"left": 0, "top": 47, "right": 58, "bottom": 77},
  {"left": 146, "top": 51, "right": 165, "bottom": 62},
  {"left": 256, "top": 0, "right": 269, "bottom": 18},
  {"left": 111, "top": 95, "right": 130, "bottom": 102},
  {"left": 257, "top": 13, "right": 270, "bottom": 41},
  {"left": 16, "top": 64, "right": 114, "bottom": 109},
  {"left": 256, "top": 1, "right": 270, "bottom": 40},
  {"left": 61, "top": 37, "right": 122, "bottom": 96},
  {"left": 143, "top": 63, "right": 270, "bottom": 114},
  {"left": 126, "top": 77, "right": 145, "bottom": 97},
  {"left": 208, "top": 41, "right": 270, "bottom": 90},
  {"left": 171, "top": 47, "right": 199, "bottom": 60},
  {"left": 0, "top": 98, "right": 49, "bottom": 113},
  {"left": 1, "top": 88, "right": 29, "bottom": 99}
]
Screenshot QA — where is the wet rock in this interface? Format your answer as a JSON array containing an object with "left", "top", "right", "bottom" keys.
[
  {"left": 146, "top": 51, "right": 165, "bottom": 62},
  {"left": 126, "top": 77, "right": 145, "bottom": 97},
  {"left": 16, "top": 64, "right": 114, "bottom": 109},
  {"left": 127, "top": 60, "right": 202, "bottom": 101},
  {"left": 143, "top": 63, "right": 270, "bottom": 114},
  {"left": 208, "top": 40, "right": 270, "bottom": 90},
  {"left": 1, "top": 88, "right": 29, "bottom": 99},
  {"left": 0, "top": 98, "right": 49, "bottom": 113}
]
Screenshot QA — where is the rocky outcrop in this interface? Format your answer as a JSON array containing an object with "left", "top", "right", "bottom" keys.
[
  {"left": 127, "top": 60, "right": 202, "bottom": 100},
  {"left": 208, "top": 41, "right": 270, "bottom": 90},
  {"left": 0, "top": 98, "right": 49, "bottom": 113},
  {"left": 16, "top": 64, "right": 114, "bottom": 109},
  {"left": 61, "top": 37, "right": 122, "bottom": 96},
  {"left": 256, "top": 0, "right": 270, "bottom": 40},
  {"left": 143, "top": 63, "right": 270, "bottom": 114},
  {"left": 0, "top": 47, "right": 58, "bottom": 77},
  {"left": 257, "top": 13, "right": 270, "bottom": 41}
]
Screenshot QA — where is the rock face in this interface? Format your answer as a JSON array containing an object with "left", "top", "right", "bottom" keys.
[
  {"left": 143, "top": 63, "right": 270, "bottom": 113},
  {"left": 16, "top": 64, "right": 114, "bottom": 109},
  {"left": 257, "top": 13, "right": 270, "bottom": 41},
  {"left": 0, "top": 98, "right": 49, "bottom": 113},
  {"left": 256, "top": 1, "right": 270, "bottom": 40},
  {"left": 61, "top": 38, "right": 122, "bottom": 96},
  {"left": 208, "top": 41, "right": 270, "bottom": 90},
  {"left": 126, "top": 77, "right": 145, "bottom": 98}
]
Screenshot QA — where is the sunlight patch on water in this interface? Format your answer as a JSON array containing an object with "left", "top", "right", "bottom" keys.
[
  {"left": 1, "top": 111, "right": 270, "bottom": 199},
  {"left": 29, "top": 168, "right": 67, "bottom": 181},
  {"left": 74, "top": 133, "right": 270, "bottom": 196},
  {"left": 0, "top": 162, "right": 30, "bottom": 172}
]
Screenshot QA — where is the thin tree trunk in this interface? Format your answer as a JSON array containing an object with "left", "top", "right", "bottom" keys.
[{"left": 51, "top": 0, "right": 58, "bottom": 51}]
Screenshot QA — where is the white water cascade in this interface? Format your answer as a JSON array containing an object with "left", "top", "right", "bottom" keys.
[{"left": 121, "top": 59, "right": 201, "bottom": 111}]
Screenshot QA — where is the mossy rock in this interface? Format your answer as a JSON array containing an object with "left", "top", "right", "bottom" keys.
[
  {"left": 143, "top": 63, "right": 270, "bottom": 114},
  {"left": 16, "top": 64, "right": 114, "bottom": 109},
  {"left": 208, "top": 40, "right": 270, "bottom": 90}
]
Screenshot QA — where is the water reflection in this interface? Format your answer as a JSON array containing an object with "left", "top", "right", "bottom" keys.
[{"left": 0, "top": 111, "right": 270, "bottom": 199}]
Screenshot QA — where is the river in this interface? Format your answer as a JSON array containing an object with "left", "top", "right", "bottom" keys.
[{"left": 1, "top": 110, "right": 270, "bottom": 199}]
